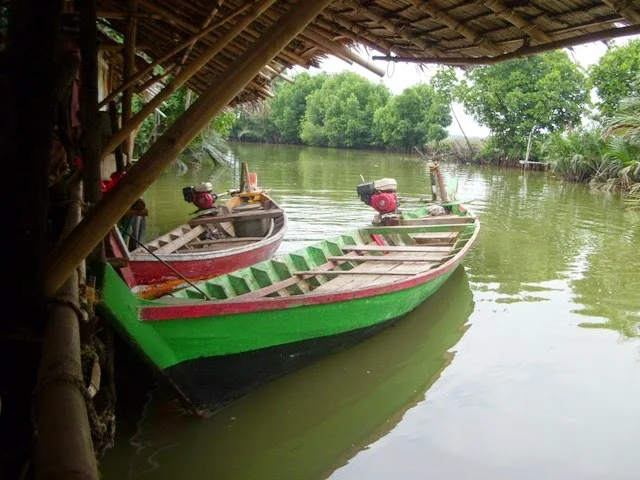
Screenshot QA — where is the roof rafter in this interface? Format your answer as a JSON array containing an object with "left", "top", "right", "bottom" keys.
[
  {"left": 601, "top": 0, "right": 640, "bottom": 24},
  {"left": 479, "top": 0, "right": 553, "bottom": 43},
  {"left": 408, "top": 0, "right": 505, "bottom": 55}
]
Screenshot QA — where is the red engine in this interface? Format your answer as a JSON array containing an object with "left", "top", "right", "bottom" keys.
[
  {"left": 369, "top": 192, "right": 397, "bottom": 214},
  {"left": 183, "top": 182, "right": 217, "bottom": 211},
  {"left": 357, "top": 178, "right": 398, "bottom": 215}
]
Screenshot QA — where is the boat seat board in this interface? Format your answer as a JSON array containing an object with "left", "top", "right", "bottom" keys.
[
  {"left": 153, "top": 225, "right": 206, "bottom": 254},
  {"left": 312, "top": 251, "right": 437, "bottom": 294},
  {"left": 188, "top": 209, "right": 284, "bottom": 226},
  {"left": 326, "top": 255, "right": 444, "bottom": 262},
  {"left": 341, "top": 245, "right": 451, "bottom": 253},
  {"left": 400, "top": 215, "right": 475, "bottom": 226}
]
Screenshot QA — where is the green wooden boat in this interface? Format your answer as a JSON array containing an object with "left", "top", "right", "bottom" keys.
[{"left": 100, "top": 202, "right": 479, "bottom": 414}]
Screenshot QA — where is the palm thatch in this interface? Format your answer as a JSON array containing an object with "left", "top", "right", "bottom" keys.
[{"left": 97, "top": 0, "right": 640, "bottom": 102}]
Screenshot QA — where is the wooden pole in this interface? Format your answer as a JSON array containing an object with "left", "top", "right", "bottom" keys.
[
  {"left": 122, "top": 0, "right": 138, "bottom": 164},
  {"left": 35, "top": 181, "right": 98, "bottom": 480},
  {"left": 97, "top": 3, "right": 251, "bottom": 109},
  {"left": 100, "top": 0, "right": 277, "bottom": 160},
  {"left": 79, "top": 0, "right": 102, "bottom": 205},
  {"left": 45, "top": 0, "right": 334, "bottom": 295},
  {"left": 108, "top": 101, "right": 125, "bottom": 172},
  {"left": 300, "top": 28, "right": 386, "bottom": 77}
]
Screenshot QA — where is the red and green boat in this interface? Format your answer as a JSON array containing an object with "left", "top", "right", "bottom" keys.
[{"left": 100, "top": 195, "right": 479, "bottom": 415}]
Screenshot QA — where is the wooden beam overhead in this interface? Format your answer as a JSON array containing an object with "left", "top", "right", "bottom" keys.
[
  {"left": 409, "top": 0, "right": 505, "bottom": 55},
  {"left": 346, "top": 0, "right": 444, "bottom": 57},
  {"left": 601, "top": 0, "right": 640, "bottom": 24},
  {"left": 479, "top": 0, "right": 553, "bottom": 43}
]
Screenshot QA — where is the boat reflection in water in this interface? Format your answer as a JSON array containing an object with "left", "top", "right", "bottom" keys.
[{"left": 101, "top": 267, "right": 475, "bottom": 480}]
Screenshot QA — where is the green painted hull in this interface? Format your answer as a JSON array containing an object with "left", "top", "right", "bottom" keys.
[{"left": 100, "top": 204, "right": 479, "bottom": 411}]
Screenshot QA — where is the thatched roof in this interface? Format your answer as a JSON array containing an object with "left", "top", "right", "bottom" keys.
[{"left": 97, "top": 0, "right": 640, "bottom": 101}]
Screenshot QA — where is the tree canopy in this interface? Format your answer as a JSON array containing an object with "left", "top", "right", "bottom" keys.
[
  {"left": 373, "top": 83, "right": 451, "bottom": 149},
  {"left": 458, "top": 51, "right": 589, "bottom": 157},
  {"left": 589, "top": 40, "right": 640, "bottom": 118},
  {"left": 300, "top": 72, "right": 391, "bottom": 148},
  {"left": 270, "top": 72, "right": 327, "bottom": 144}
]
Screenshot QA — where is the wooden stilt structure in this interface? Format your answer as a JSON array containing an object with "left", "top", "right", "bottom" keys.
[
  {"left": 45, "top": 0, "right": 335, "bottom": 295},
  {"left": 34, "top": 181, "right": 98, "bottom": 480},
  {"left": 122, "top": 0, "right": 138, "bottom": 164}
]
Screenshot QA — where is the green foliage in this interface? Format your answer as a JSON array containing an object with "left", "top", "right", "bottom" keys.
[
  {"left": 589, "top": 40, "right": 640, "bottom": 118},
  {"left": 270, "top": 72, "right": 327, "bottom": 143},
  {"left": 230, "top": 102, "right": 279, "bottom": 143},
  {"left": 300, "top": 72, "right": 390, "bottom": 148},
  {"left": 542, "top": 128, "right": 606, "bottom": 182},
  {"left": 373, "top": 83, "right": 451, "bottom": 149},
  {"left": 459, "top": 52, "right": 589, "bottom": 158},
  {"left": 133, "top": 86, "right": 236, "bottom": 162},
  {"left": 541, "top": 77, "right": 640, "bottom": 202}
]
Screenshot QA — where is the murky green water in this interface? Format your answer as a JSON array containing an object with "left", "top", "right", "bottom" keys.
[{"left": 101, "top": 143, "right": 640, "bottom": 480}]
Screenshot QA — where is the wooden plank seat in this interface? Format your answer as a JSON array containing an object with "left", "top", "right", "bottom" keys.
[
  {"left": 400, "top": 215, "right": 475, "bottom": 226},
  {"left": 188, "top": 209, "right": 284, "bottom": 226},
  {"left": 153, "top": 225, "right": 206, "bottom": 254},
  {"left": 341, "top": 245, "right": 451, "bottom": 253},
  {"left": 327, "top": 254, "right": 445, "bottom": 262}
]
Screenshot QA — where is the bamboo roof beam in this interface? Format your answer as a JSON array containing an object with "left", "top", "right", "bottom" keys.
[
  {"left": 45, "top": 0, "right": 335, "bottom": 296},
  {"left": 319, "top": 12, "right": 416, "bottom": 58},
  {"left": 264, "top": 64, "right": 294, "bottom": 83},
  {"left": 478, "top": 0, "right": 553, "bottom": 43},
  {"left": 408, "top": 0, "right": 505, "bottom": 55},
  {"left": 101, "top": 0, "right": 277, "bottom": 160},
  {"left": 601, "top": 0, "right": 640, "bottom": 24},
  {"left": 97, "top": 10, "right": 162, "bottom": 20},
  {"left": 97, "top": 3, "right": 251, "bottom": 108},
  {"left": 345, "top": 0, "right": 442, "bottom": 56},
  {"left": 373, "top": 24, "right": 640, "bottom": 65},
  {"left": 300, "top": 27, "right": 386, "bottom": 76},
  {"left": 177, "top": 0, "right": 224, "bottom": 71}
]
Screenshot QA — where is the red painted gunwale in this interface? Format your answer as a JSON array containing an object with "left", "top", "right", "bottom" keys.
[
  {"left": 140, "top": 210, "right": 479, "bottom": 322},
  {"left": 112, "top": 193, "right": 287, "bottom": 288}
]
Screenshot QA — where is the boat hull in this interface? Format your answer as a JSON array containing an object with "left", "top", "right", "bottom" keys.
[{"left": 163, "top": 270, "right": 453, "bottom": 411}]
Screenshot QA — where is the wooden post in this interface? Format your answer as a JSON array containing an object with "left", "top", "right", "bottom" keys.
[
  {"left": 45, "top": 0, "right": 335, "bottom": 296},
  {"left": 434, "top": 162, "right": 448, "bottom": 203},
  {"left": 108, "top": 101, "right": 125, "bottom": 172},
  {"left": 100, "top": 0, "right": 277, "bottom": 160},
  {"left": 34, "top": 181, "right": 98, "bottom": 480},
  {"left": 79, "top": 0, "right": 102, "bottom": 205},
  {"left": 122, "top": 0, "right": 137, "bottom": 164}
]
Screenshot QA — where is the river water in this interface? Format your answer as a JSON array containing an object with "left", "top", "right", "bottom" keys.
[{"left": 101, "top": 143, "right": 640, "bottom": 480}]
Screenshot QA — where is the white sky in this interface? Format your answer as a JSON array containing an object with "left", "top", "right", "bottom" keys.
[{"left": 299, "top": 35, "right": 639, "bottom": 138}]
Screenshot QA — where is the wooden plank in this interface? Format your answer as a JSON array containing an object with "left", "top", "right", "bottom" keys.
[
  {"left": 153, "top": 225, "right": 205, "bottom": 254},
  {"left": 188, "top": 208, "right": 284, "bottom": 226},
  {"left": 187, "top": 236, "right": 263, "bottom": 246},
  {"left": 400, "top": 216, "right": 474, "bottom": 226},
  {"left": 180, "top": 240, "right": 257, "bottom": 253},
  {"left": 364, "top": 224, "right": 469, "bottom": 234},
  {"left": 327, "top": 255, "right": 443, "bottom": 262},
  {"left": 292, "top": 269, "right": 418, "bottom": 276},
  {"left": 342, "top": 245, "right": 451, "bottom": 253},
  {"left": 412, "top": 232, "right": 459, "bottom": 245}
]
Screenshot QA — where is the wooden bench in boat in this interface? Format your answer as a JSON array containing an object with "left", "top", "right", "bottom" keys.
[
  {"left": 188, "top": 209, "right": 284, "bottom": 226},
  {"left": 400, "top": 215, "right": 475, "bottom": 226}
]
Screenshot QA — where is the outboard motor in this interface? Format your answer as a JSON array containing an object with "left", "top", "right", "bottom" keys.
[
  {"left": 357, "top": 178, "right": 398, "bottom": 215},
  {"left": 183, "top": 182, "right": 217, "bottom": 211}
]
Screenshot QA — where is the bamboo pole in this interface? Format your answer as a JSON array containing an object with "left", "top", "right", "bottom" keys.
[
  {"left": 45, "top": 0, "right": 334, "bottom": 295},
  {"left": 79, "top": 0, "right": 102, "bottom": 204},
  {"left": 122, "top": 0, "right": 138, "bottom": 165},
  {"left": 177, "top": 0, "right": 224, "bottom": 72},
  {"left": 97, "top": 3, "right": 250, "bottom": 109},
  {"left": 409, "top": 0, "right": 505, "bottom": 55},
  {"left": 300, "top": 28, "right": 386, "bottom": 77},
  {"left": 372, "top": 24, "right": 640, "bottom": 65},
  {"left": 35, "top": 181, "right": 98, "bottom": 480},
  {"left": 100, "top": 0, "right": 277, "bottom": 160},
  {"left": 478, "top": 0, "right": 553, "bottom": 43}
]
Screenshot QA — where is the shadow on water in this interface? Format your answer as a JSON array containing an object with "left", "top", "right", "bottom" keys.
[{"left": 100, "top": 266, "right": 475, "bottom": 480}]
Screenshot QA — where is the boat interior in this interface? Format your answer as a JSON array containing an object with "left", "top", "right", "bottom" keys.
[
  {"left": 163, "top": 210, "right": 477, "bottom": 302},
  {"left": 131, "top": 192, "right": 286, "bottom": 256}
]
